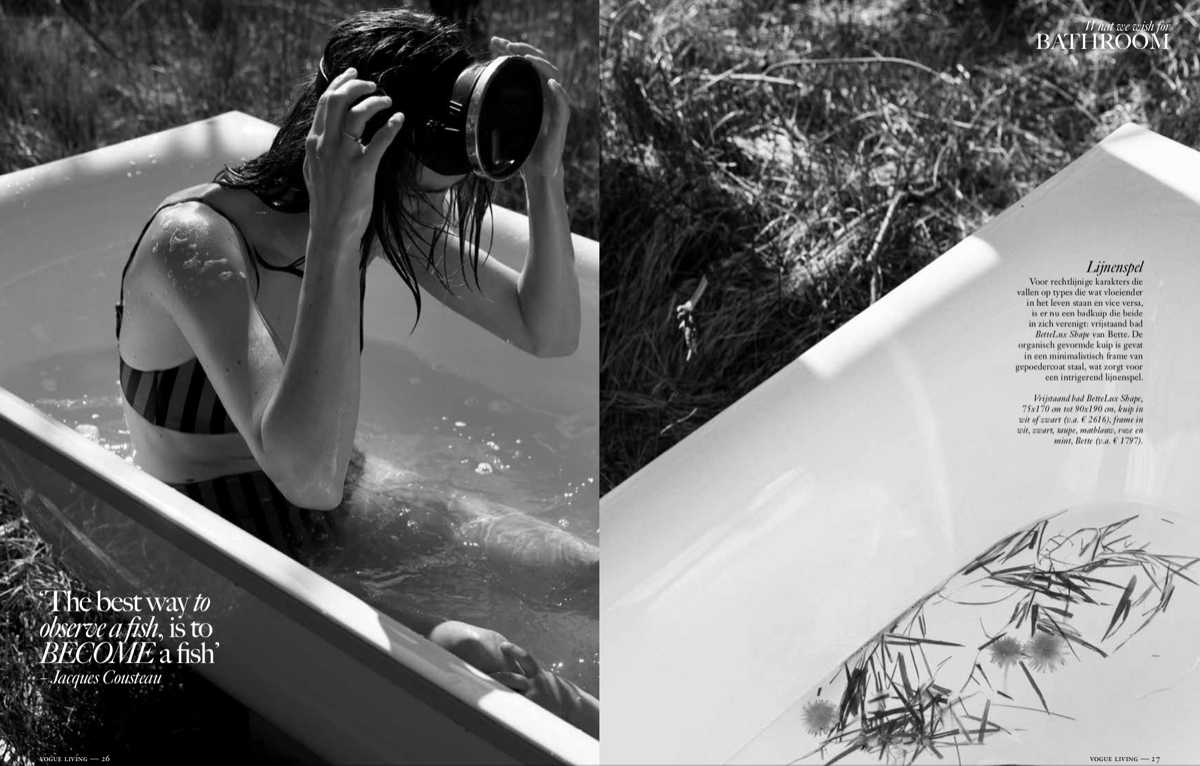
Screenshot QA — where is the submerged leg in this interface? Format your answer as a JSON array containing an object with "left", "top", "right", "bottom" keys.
[
  {"left": 447, "top": 493, "right": 599, "bottom": 576},
  {"left": 349, "top": 450, "right": 599, "bottom": 583}
]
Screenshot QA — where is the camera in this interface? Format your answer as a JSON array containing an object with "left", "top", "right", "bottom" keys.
[
  {"left": 319, "top": 53, "right": 544, "bottom": 182},
  {"left": 414, "top": 55, "right": 543, "bottom": 181}
]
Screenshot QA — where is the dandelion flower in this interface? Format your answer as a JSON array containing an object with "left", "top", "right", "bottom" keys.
[
  {"left": 801, "top": 699, "right": 837, "bottom": 736},
  {"left": 988, "top": 635, "right": 1024, "bottom": 668},
  {"left": 1025, "top": 631, "right": 1068, "bottom": 673}
]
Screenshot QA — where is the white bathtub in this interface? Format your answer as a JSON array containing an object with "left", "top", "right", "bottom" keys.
[
  {"left": 0, "top": 112, "right": 599, "bottom": 764},
  {"left": 602, "top": 124, "right": 1200, "bottom": 764}
]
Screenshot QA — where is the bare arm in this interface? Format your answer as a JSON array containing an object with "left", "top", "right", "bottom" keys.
[
  {"left": 517, "top": 164, "right": 580, "bottom": 356},
  {"left": 411, "top": 39, "right": 580, "bottom": 358},
  {"left": 257, "top": 233, "right": 363, "bottom": 507},
  {"left": 411, "top": 169, "right": 580, "bottom": 357},
  {"left": 146, "top": 67, "right": 404, "bottom": 509}
]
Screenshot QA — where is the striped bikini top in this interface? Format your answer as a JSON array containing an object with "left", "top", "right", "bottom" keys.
[{"left": 115, "top": 192, "right": 365, "bottom": 435}]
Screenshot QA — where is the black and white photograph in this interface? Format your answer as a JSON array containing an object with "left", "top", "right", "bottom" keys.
[
  {"left": 0, "top": 0, "right": 598, "bottom": 763},
  {"left": 8, "top": 0, "right": 1200, "bottom": 763},
  {"left": 600, "top": 0, "right": 1200, "bottom": 764}
]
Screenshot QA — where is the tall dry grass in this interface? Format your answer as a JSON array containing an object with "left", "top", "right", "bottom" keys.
[
  {"left": 0, "top": 0, "right": 598, "bottom": 237},
  {"left": 600, "top": 0, "right": 1200, "bottom": 493}
]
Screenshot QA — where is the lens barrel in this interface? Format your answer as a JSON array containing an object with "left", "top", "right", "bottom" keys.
[{"left": 415, "top": 55, "right": 543, "bottom": 181}]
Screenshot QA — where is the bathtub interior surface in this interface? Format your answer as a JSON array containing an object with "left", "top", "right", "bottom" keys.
[
  {"left": 601, "top": 124, "right": 1200, "bottom": 763},
  {"left": 0, "top": 110, "right": 598, "bottom": 417},
  {"left": 0, "top": 112, "right": 599, "bottom": 762}
]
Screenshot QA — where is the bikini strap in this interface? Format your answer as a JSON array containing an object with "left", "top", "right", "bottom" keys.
[
  {"left": 115, "top": 193, "right": 362, "bottom": 351},
  {"left": 116, "top": 196, "right": 201, "bottom": 340},
  {"left": 116, "top": 194, "right": 272, "bottom": 339}
]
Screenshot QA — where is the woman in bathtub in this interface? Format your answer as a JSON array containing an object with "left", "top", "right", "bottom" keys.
[{"left": 113, "top": 8, "right": 596, "bottom": 734}]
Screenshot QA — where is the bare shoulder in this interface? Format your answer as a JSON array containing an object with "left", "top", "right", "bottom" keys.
[{"left": 138, "top": 200, "right": 254, "bottom": 304}]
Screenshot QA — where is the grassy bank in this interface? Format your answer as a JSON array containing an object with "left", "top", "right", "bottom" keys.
[
  {"left": 599, "top": 0, "right": 1199, "bottom": 493},
  {"left": 0, "top": 0, "right": 598, "bottom": 237}
]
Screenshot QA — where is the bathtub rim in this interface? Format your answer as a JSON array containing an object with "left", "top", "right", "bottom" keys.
[
  {"left": 0, "top": 373, "right": 598, "bottom": 764},
  {"left": 0, "top": 109, "right": 599, "bottom": 285}
]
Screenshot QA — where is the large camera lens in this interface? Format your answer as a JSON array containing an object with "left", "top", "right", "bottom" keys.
[
  {"left": 474, "top": 60, "right": 542, "bottom": 179},
  {"left": 415, "top": 55, "right": 544, "bottom": 182}
]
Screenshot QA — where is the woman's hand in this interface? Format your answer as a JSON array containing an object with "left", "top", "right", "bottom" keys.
[
  {"left": 489, "top": 642, "right": 599, "bottom": 737},
  {"left": 490, "top": 37, "right": 570, "bottom": 179},
  {"left": 303, "top": 66, "right": 405, "bottom": 250},
  {"left": 427, "top": 620, "right": 515, "bottom": 674}
]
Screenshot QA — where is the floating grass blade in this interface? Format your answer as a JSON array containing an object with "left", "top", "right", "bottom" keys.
[
  {"left": 884, "top": 634, "right": 964, "bottom": 648},
  {"left": 946, "top": 701, "right": 975, "bottom": 744},
  {"left": 977, "top": 633, "right": 1003, "bottom": 652},
  {"left": 1103, "top": 574, "right": 1137, "bottom": 641},
  {"left": 1018, "top": 661, "right": 1049, "bottom": 714},
  {"left": 823, "top": 742, "right": 859, "bottom": 766},
  {"left": 974, "top": 662, "right": 992, "bottom": 690},
  {"left": 1036, "top": 610, "right": 1083, "bottom": 661},
  {"left": 962, "top": 530, "right": 1025, "bottom": 575},
  {"left": 897, "top": 652, "right": 912, "bottom": 695},
  {"left": 991, "top": 702, "right": 1076, "bottom": 721}
]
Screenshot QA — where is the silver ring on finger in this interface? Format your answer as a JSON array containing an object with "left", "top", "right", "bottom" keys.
[{"left": 341, "top": 130, "right": 362, "bottom": 142}]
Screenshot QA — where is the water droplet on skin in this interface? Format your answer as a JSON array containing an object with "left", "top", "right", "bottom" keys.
[
  {"left": 454, "top": 421, "right": 466, "bottom": 428},
  {"left": 475, "top": 463, "right": 493, "bottom": 475}
]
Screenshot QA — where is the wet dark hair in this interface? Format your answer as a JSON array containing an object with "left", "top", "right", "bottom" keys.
[{"left": 213, "top": 8, "right": 493, "bottom": 323}]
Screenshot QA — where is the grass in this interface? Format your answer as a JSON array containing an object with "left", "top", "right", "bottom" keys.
[
  {"left": 788, "top": 511, "right": 1197, "bottom": 764},
  {"left": 599, "top": 0, "right": 1200, "bottom": 493},
  {"left": 0, "top": 0, "right": 598, "bottom": 238},
  {"left": 0, "top": 0, "right": 595, "bottom": 760},
  {"left": 0, "top": 486, "right": 252, "bottom": 764}
]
